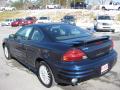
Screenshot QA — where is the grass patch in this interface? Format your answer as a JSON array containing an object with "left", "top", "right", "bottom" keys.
[{"left": 0, "top": 11, "right": 21, "bottom": 21}]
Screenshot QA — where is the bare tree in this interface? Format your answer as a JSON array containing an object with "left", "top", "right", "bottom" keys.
[{"left": 98, "top": 0, "right": 107, "bottom": 4}]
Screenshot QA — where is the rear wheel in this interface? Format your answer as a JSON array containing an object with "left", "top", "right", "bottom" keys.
[
  {"left": 37, "top": 61, "right": 54, "bottom": 88},
  {"left": 3, "top": 45, "right": 11, "bottom": 60}
]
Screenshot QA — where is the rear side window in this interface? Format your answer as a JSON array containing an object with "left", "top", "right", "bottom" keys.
[
  {"left": 31, "top": 29, "right": 44, "bottom": 41},
  {"left": 15, "top": 27, "right": 33, "bottom": 40}
]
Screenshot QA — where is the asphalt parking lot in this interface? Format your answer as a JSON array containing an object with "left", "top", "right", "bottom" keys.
[{"left": 0, "top": 26, "right": 120, "bottom": 90}]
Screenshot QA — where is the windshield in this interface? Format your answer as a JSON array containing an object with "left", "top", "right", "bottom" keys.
[
  {"left": 40, "top": 17, "right": 48, "bottom": 20},
  {"left": 98, "top": 16, "right": 112, "bottom": 20},
  {"left": 5, "top": 19, "right": 12, "bottom": 21},
  {"left": 64, "top": 16, "right": 74, "bottom": 20},
  {"left": 45, "top": 24, "right": 91, "bottom": 41}
]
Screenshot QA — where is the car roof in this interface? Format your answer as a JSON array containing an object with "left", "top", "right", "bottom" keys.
[{"left": 27, "top": 23, "right": 69, "bottom": 28}]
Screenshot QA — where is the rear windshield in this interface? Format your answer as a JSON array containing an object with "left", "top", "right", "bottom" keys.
[
  {"left": 98, "top": 16, "right": 111, "bottom": 20},
  {"left": 45, "top": 24, "right": 91, "bottom": 41},
  {"left": 26, "top": 17, "right": 33, "bottom": 20}
]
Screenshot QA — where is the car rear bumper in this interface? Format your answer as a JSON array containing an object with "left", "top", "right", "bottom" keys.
[{"left": 53, "top": 50, "right": 117, "bottom": 84}]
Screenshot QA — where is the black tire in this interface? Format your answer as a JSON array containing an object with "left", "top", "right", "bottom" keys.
[
  {"left": 3, "top": 45, "right": 12, "bottom": 60},
  {"left": 102, "top": 7, "right": 106, "bottom": 10},
  {"left": 118, "top": 7, "right": 120, "bottom": 11},
  {"left": 37, "top": 61, "right": 54, "bottom": 88},
  {"left": 94, "top": 25, "right": 97, "bottom": 31}
]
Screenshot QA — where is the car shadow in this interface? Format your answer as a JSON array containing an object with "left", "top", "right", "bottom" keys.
[
  {"left": 5, "top": 58, "right": 33, "bottom": 74},
  {"left": 4, "top": 58, "right": 120, "bottom": 89},
  {"left": 57, "top": 71, "right": 120, "bottom": 90},
  {"left": 94, "top": 71, "right": 120, "bottom": 87}
]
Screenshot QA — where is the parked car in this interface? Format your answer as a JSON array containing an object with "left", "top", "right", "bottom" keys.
[
  {"left": 0, "top": 7, "right": 16, "bottom": 11},
  {"left": 2, "top": 23, "right": 117, "bottom": 88},
  {"left": 25, "top": 17, "right": 37, "bottom": 25},
  {"left": 11, "top": 19, "right": 27, "bottom": 27},
  {"left": 36, "top": 17, "right": 51, "bottom": 23},
  {"left": 71, "top": 2, "right": 87, "bottom": 9},
  {"left": 46, "top": 4, "right": 61, "bottom": 9},
  {"left": 100, "top": 2, "right": 120, "bottom": 10},
  {"left": 0, "top": 7, "right": 5, "bottom": 11},
  {"left": 61, "top": 15, "right": 76, "bottom": 25},
  {"left": 1, "top": 19, "right": 16, "bottom": 26},
  {"left": 94, "top": 15, "right": 115, "bottom": 32}
]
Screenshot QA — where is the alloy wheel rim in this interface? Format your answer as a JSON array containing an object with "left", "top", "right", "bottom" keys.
[
  {"left": 39, "top": 65, "right": 50, "bottom": 85},
  {"left": 4, "top": 47, "right": 9, "bottom": 58}
]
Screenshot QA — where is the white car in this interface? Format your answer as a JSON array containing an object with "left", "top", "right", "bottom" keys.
[
  {"left": 0, "top": 7, "right": 16, "bottom": 11},
  {"left": 4, "top": 7, "right": 16, "bottom": 11},
  {"left": 36, "top": 17, "right": 52, "bottom": 23},
  {"left": 1, "top": 19, "right": 16, "bottom": 26},
  {"left": 0, "top": 7, "right": 5, "bottom": 11},
  {"left": 46, "top": 4, "right": 61, "bottom": 9},
  {"left": 94, "top": 15, "right": 115, "bottom": 32},
  {"left": 100, "top": 2, "right": 120, "bottom": 10}
]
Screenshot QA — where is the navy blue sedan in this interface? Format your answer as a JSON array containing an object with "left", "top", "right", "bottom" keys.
[{"left": 2, "top": 23, "right": 117, "bottom": 88}]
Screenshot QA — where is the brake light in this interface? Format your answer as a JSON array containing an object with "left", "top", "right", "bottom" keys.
[
  {"left": 28, "top": 21, "right": 32, "bottom": 24},
  {"left": 16, "top": 22, "right": 18, "bottom": 24},
  {"left": 63, "top": 49, "right": 87, "bottom": 62},
  {"left": 110, "top": 39, "right": 114, "bottom": 50}
]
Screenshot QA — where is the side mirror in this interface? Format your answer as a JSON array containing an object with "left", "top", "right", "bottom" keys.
[{"left": 9, "top": 34, "right": 15, "bottom": 39}]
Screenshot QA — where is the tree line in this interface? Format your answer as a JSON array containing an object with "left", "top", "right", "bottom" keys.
[{"left": 11, "top": 0, "right": 85, "bottom": 9}]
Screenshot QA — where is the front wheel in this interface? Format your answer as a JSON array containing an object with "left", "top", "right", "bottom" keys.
[
  {"left": 3, "top": 45, "right": 11, "bottom": 60},
  {"left": 102, "top": 7, "right": 106, "bottom": 10},
  {"left": 118, "top": 7, "right": 120, "bottom": 11},
  {"left": 37, "top": 61, "right": 54, "bottom": 88}
]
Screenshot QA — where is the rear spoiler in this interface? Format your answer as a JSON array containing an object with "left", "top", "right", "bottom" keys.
[
  {"left": 84, "top": 35, "right": 110, "bottom": 44},
  {"left": 71, "top": 35, "right": 110, "bottom": 47}
]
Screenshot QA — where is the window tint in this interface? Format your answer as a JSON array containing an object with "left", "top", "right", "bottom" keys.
[
  {"left": 15, "top": 27, "right": 33, "bottom": 40},
  {"left": 31, "top": 29, "right": 44, "bottom": 41}
]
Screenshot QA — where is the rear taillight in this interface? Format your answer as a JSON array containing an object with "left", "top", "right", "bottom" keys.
[
  {"left": 16, "top": 22, "right": 18, "bottom": 24},
  {"left": 110, "top": 39, "right": 114, "bottom": 50},
  {"left": 63, "top": 49, "right": 87, "bottom": 62},
  {"left": 28, "top": 21, "right": 32, "bottom": 24}
]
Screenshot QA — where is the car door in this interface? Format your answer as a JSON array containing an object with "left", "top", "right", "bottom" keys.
[
  {"left": 10, "top": 26, "right": 33, "bottom": 62},
  {"left": 24, "top": 27, "right": 44, "bottom": 67}
]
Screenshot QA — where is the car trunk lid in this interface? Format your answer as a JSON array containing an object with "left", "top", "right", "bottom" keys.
[{"left": 60, "top": 36, "right": 112, "bottom": 59}]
